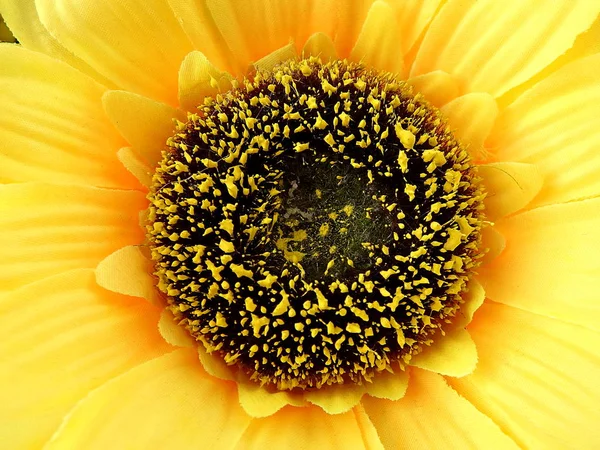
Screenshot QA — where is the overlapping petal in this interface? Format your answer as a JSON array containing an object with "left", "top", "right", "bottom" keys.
[
  {"left": 234, "top": 404, "right": 382, "bottom": 450},
  {"left": 0, "top": 45, "right": 136, "bottom": 189},
  {"left": 45, "top": 349, "right": 251, "bottom": 450},
  {"left": 478, "top": 198, "right": 600, "bottom": 331},
  {"left": 0, "top": 0, "right": 112, "bottom": 84},
  {"left": 0, "top": 183, "right": 146, "bottom": 291},
  {"left": 169, "top": 0, "right": 339, "bottom": 74},
  {"left": 36, "top": 0, "right": 194, "bottom": 105},
  {"left": 452, "top": 301, "right": 600, "bottom": 448},
  {"left": 363, "top": 369, "right": 518, "bottom": 449},
  {"left": 411, "top": 0, "right": 600, "bottom": 97},
  {"left": 489, "top": 53, "right": 600, "bottom": 207},
  {"left": 96, "top": 245, "right": 163, "bottom": 306},
  {"left": 0, "top": 269, "right": 171, "bottom": 449},
  {"left": 102, "top": 90, "right": 185, "bottom": 167}
]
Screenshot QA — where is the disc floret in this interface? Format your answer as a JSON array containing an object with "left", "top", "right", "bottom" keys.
[{"left": 147, "top": 57, "right": 485, "bottom": 390}]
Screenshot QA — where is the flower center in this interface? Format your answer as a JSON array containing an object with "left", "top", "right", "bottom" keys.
[{"left": 147, "top": 58, "right": 485, "bottom": 390}]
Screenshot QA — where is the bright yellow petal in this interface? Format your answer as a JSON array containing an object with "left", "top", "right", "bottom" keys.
[
  {"left": 0, "top": 45, "right": 136, "bottom": 189},
  {"left": 36, "top": 0, "right": 194, "bottom": 105},
  {"left": 411, "top": 0, "right": 600, "bottom": 97},
  {"left": 45, "top": 349, "right": 251, "bottom": 450},
  {"left": 0, "top": 269, "right": 170, "bottom": 450},
  {"left": 386, "top": 0, "right": 442, "bottom": 55},
  {"left": 334, "top": 0, "right": 374, "bottom": 57},
  {"left": 302, "top": 32, "right": 338, "bottom": 61},
  {"left": 252, "top": 43, "right": 298, "bottom": 73},
  {"left": 305, "top": 382, "right": 366, "bottom": 414},
  {"left": 197, "top": 346, "right": 236, "bottom": 381},
  {"left": 0, "top": 183, "right": 146, "bottom": 291},
  {"left": 440, "top": 93, "right": 498, "bottom": 160},
  {"left": 362, "top": 369, "right": 518, "bottom": 449},
  {"left": 480, "top": 225, "right": 506, "bottom": 265},
  {"left": 158, "top": 308, "right": 195, "bottom": 347},
  {"left": 364, "top": 367, "right": 409, "bottom": 401},
  {"left": 452, "top": 301, "right": 600, "bottom": 448},
  {"left": 102, "top": 90, "right": 184, "bottom": 168},
  {"left": 409, "top": 327, "right": 477, "bottom": 377},
  {"left": 350, "top": 1, "right": 405, "bottom": 75},
  {"left": 116, "top": 147, "right": 153, "bottom": 188},
  {"left": 478, "top": 198, "right": 600, "bottom": 331},
  {"left": 353, "top": 405, "right": 386, "bottom": 450},
  {"left": 235, "top": 405, "right": 376, "bottom": 450},
  {"left": 166, "top": 0, "right": 237, "bottom": 72},
  {"left": 237, "top": 381, "right": 305, "bottom": 418},
  {"left": 478, "top": 162, "right": 544, "bottom": 220},
  {"left": 406, "top": 70, "right": 460, "bottom": 107},
  {"left": 0, "top": 0, "right": 112, "bottom": 85},
  {"left": 453, "top": 278, "right": 486, "bottom": 328},
  {"left": 189, "top": 0, "right": 337, "bottom": 74},
  {"left": 489, "top": 53, "right": 600, "bottom": 207},
  {"left": 95, "top": 245, "right": 163, "bottom": 306},
  {"left": 496, "top": 13, "right": 600, "bottom": 109},
  {"left": 178, "top": 50, "right": 233, "bottom": 112}
]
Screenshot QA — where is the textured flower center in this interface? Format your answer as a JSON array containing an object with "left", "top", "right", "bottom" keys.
[{"left": 147, "top": 58, "right": 485, "bottom": 390}]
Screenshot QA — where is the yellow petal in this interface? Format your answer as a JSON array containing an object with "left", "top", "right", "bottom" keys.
[
  {"left": 453, "top": 278, "right": 486, "bottom": 328},
  {"left": 237, "top": 381, "right": 305, "bottom": 418},
  {"left": 253, "top": 43, "right": 298, "bottom": 73},
  {"left": 0, "top": 0, "right": 111, "bottom": 85},
  {"left": 235, "top": 405, "right": 374, "bottom": 450},
  {"left": 0, "top": 269, "right": 170, "bottom": 450},
  {"left": 440, "top": 93, "right": 498, "bottom": 160},
  {"left": 334, "top": 0, "right": 374, "bottom": 57},
  {"left": 387, "top": 0, "right": 443, "bottom": 55},
  {"left": 302, "top": 32, "right": 338, "bottom": 61},
  {"left": 116, "top": 147, "right": 153, "bottom": 188},
  {"left": 0, "top": 45, "right": 136, "bottom": 189},
  {"left": 36, "top": 0, "right": 194, "bottom": 105},
  {"left": 496, "top": 14, "right": 600, "bottom": 109},
  {"left": 409, "top": 327, "right": 478, "bottom": 377},
  {"left": 197, "top": 345, "right": 236, "bottom": 381},
  {"left": 363, "top": 369, "right": 518, "bottom": 449},
  {"left": 478, "top": 162, "right": 543, "bottom": 220},
  {"left": 411, "top": 0, "right": 600, "bottom": 97},
  {"left": 166, "top": 0, "right": 237, "bottom": 72},
  {"left": 103, "top": 90, "right": 184, "bottom": 168},
  {"left": 406, "top": 70, "right": 460, "bottom": 107},
  {"left": 489, "top": 53, "right": 600, "bottom": 207},
  {"left": 178, "top": 50, "right": 233, "bottom": 112},
  {"left": 478, "top": 198, "right": 600, "bottom": 331},
  {"left": 0, "top": 183, "right": 146, "bottom": 291},
  {"left": 158, "top": 308, "right": 195, "bottom": 348},
  {"left": 365, "top": 367, "right": 409, "bottom": 401},
  {"left": 197, "top": 0, "right": 337, "bottom": 74},
  {"left": 304, "top": 382, "right": 366, "bottom": 414},
  {"left": 45, "top": 349, "right": 251, "bottom": 449},
  {"left": 96, "top": 245, "right": 163, "bottom": 306},
  {"left": 480, "top": 225, "right": 506, "bottom": 265},
  {"left": 352, "top": 404, "right": 386, "bottom": 450},
  {"left": 452, "top": 301, "right": 600, "bottom": 448},
  {"left": 350, "top": 1, "right": 405, "bottom": 75}
]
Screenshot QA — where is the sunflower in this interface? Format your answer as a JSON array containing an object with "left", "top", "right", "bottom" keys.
[{"left": 1, "top": 0, "right": 600, "bottom": 448}]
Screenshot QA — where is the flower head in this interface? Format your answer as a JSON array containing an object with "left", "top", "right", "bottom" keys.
[{"left": 1, "top": 1, "right": 600, "bottom": 449}]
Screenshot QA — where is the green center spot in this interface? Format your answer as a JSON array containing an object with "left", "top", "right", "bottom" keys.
[{"left": 276, "top": 160, "right": 393, "bottom": 281}]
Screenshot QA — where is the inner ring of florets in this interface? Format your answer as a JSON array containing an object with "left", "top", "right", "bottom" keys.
[{"left": 147, "top": 57, "right": 485, "bottom": 390}]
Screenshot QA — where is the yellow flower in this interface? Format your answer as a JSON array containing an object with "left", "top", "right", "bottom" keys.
[{"left": 1, "top": 0, "right": 600, "bottom": 448}]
